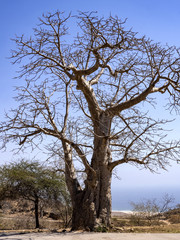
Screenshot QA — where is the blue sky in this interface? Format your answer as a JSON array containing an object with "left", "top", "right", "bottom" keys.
[{"left": 1, "top": 0, "right": 180, "bottom": 207}]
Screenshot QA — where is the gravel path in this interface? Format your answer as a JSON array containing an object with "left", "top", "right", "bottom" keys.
[{"left": 1, "top": 232, "right": 180, "bottom": 240}]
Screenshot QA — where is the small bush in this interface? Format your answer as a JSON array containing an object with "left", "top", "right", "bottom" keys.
[
  {"left": 94, "top": 223, "right": 108, "bottom": 232},
  {"left": 129, "top": 214, "right": 144, "bottom": 226},
  {"left": 117, "top": 220, "right": 127, "bottom": 227},
  {"left": 112, "top": 218, "right": 127, "bottom": 227},
  {"left": 169, "top": 215, "right": 180, "bottom": 224}
]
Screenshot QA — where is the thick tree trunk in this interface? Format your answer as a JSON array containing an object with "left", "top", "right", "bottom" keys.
[
  {"left": 93, "top": 112, "right": 112, "bottom": 228},
  {"left": 71, "top": 168, "right": 112, "bottom": 231},
  {"left": 95, "top": 165, "right": 112, "bottom": 226},
  {"left": 71, "top": 186, "right": 96, "bottom": 231},
  {"left": 64, "top": 112, "right": 113, "bottom": 231}
]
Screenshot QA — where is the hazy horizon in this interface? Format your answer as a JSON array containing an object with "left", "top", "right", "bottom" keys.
[{"left": 112, "top": 185, "right": 180, "bottom": 211}]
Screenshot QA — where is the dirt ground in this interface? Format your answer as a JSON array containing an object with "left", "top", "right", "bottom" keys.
[{"left": 1, "top": 232, "right": 180, "bottom": 240}]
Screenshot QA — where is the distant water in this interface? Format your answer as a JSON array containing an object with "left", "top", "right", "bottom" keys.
[{"left": 112, "top": 186, "right": 180, "bottom": 211}]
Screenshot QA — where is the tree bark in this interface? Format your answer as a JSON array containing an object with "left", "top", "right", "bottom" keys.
[
  {"left": 66, "top": 112, "right": 113, "bottom": 231},
  {"left": 34, "top": 196, "right": 40, "bottom": 229},
  {"left": 71, "top": 185, "right": 96, "bottom": 231},
  {"left": 71, "top": 168, "right": 112, "bottom": 231}
]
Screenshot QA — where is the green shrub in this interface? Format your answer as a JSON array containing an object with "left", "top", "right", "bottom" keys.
[{"left": 95, "top": 224, "right": 108, "bottom": 232}]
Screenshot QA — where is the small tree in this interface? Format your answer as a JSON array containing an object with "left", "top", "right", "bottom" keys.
[
  {"left": 0, "top": 160, "right": 70, "bottom": 229},
  {"left": 130, "top": 194, "right": 175, "bottom": 225}
]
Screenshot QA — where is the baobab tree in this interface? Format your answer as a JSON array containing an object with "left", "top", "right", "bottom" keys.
[{"left": 1, "top": 12, "right": 180, "bottom": 230}]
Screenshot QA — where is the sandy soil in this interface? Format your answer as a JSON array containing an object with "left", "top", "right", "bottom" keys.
[{"left": 1, "top": 232, "right": 180, "bottom": 240}]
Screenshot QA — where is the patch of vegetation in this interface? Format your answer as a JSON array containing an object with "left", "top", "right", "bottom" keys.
[
  {"left": 94, "top": 224, "right": 108, "bottom": 233},
  {"left": 0, "top": 199, "right": 67, "bottom": 230},
  {"left": 0, "top": 160, "right": 72, "bottom": 230},
  {"left": 111, "top": 214, "right": 180, "bottom": 233},
  {"left": 111, "top": 195, "right": 180, "bottom": 233}
]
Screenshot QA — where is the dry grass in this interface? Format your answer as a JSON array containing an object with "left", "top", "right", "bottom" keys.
[
  {"left": 0, "top": 199, "right": 71, "bottom": 231},
  {"left": 1, "top": 213, "right": 180, "bottom": 233},
  {"left": 111, "top": 214, "right": 180, "bottom": 233},
  {"left": 1, "top": 199, "right": 180, "bottom": 233},
  {"left": 0, "top": 213, "right": 64, "bottom": 231}
]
